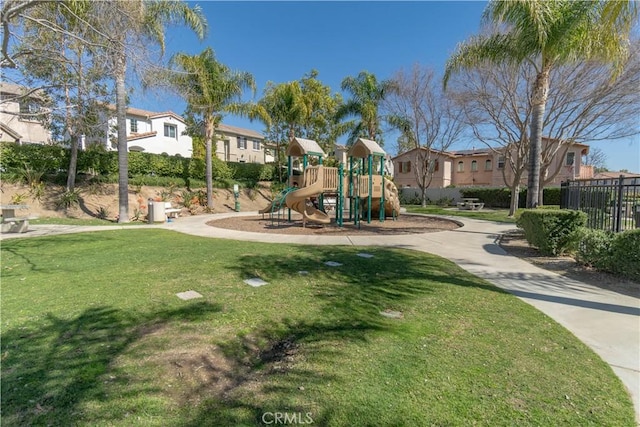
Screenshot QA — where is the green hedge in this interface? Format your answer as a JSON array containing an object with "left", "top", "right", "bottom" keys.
[
  {"left": 609, "top": 230, "right": 640, "bottom": 282},
  {"left": 459, "top": 187, "right": 562, "bottom": 208},
  {"left": 574, "top": 228, "right": 613, "bottom": 269},
  {"left": 227, "top": 162, "right": 275, "bottom": 182},
  {"left": 0, "top": 142, "right": 234, "bottom": 182},
  {"left": 516, "top": 209, "right": 587, "bottom": 256},
  {"left": 574, "top": 228, "right": 640, "bottom": 282}
]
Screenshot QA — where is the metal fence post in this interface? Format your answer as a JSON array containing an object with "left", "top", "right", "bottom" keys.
[{"left": 615, "top": 175, "right": 624, "bottom": 232}]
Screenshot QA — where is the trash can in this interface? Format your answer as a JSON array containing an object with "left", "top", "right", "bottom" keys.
[{"left": 148, "top": 199, "right": 166, "bottom": 223}]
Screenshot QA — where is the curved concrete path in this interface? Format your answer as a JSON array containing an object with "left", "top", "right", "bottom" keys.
[{"left": 2, "top": 212, "right": 639, "bottom": 421}]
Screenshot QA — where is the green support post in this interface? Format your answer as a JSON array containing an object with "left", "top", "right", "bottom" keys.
[
  {"left": 367, "top": 155, "right": 373, "bottom": 224},
  {"left": 380, "top": 156, "right": 385, "bottom": 222},
  {"left": 337, "top": 163, "right": 343, "bottom": 226},
  {"left": 288, "top": 156, "right": 293, "bottom": 222}
]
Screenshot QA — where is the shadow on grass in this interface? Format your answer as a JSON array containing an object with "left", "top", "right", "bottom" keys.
[
  {"left": 1, "top": 301, "right": 222, "bottom": 426},
  {"left": 177, "top": 246, "right": 508, "bottom": 425}
]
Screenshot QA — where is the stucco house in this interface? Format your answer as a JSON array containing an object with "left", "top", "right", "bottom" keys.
[
  {"left": 215, "top": 123, "right": 271, "bottom": 164},
  {"left": 0, "top": 82, "right": 51, "bottom": 145},
  {"left": 393, "top": 139, "right": 592, "bottom": 189},
  {"left": 92, "top": 106, "right": 271, "bottom": 163},
  {"left": 91, "top": 106, "right": 193, "bottom": 157}
]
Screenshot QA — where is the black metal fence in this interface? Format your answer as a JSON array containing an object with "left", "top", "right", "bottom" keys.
[{"left": 560, "top": 175, "right": 640, "bottom": 232}]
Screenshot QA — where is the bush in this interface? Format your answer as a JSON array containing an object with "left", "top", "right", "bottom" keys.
[
  {"left": 227, "top": 162, "right": 275, "bottom": 182},
  {"left": 516, "top": 209, "right": 587, "bottom": 256},
  {"left": 460, "top": 188, "right": 512, "bottom": 208},
  {"left": 574, "top": 228, "right": 614, "bottom": 269},
  {"left": 609, "top": 230, "right": 640, "bottom": 282}
]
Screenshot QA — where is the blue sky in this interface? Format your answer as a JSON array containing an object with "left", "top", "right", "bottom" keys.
[{"left": 132, "top": 1, "right": 639, "bottom": 173}]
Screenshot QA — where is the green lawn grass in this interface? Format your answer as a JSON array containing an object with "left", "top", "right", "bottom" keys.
[
  {"left": 1, "top": 230, "right": 634, "bottom": 426},
  {"left": 407, "top": 205, "right": 517, "bottom": 223},
  {"left": 30, "top": 217, "right": 142, "bottom": 226}
]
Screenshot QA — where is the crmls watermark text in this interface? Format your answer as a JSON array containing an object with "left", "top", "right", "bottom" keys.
[{"left": 261, "top": 412, "right": 314, "bottom": 425}]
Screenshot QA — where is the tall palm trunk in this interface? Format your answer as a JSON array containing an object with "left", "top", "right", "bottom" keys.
[
  {"left": 116, "top": 49, "right": 129, "bottom": 222},
  {"left": 204, "top": 117, "right": 214, "bottom": 209},
  {"left": 526, "top": 66, "right": 550, "bottom": 208}
]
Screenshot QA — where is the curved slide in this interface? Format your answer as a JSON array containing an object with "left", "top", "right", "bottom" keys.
[
  {"left": 284, "top": 167, "right": 331, "bottom": 224},
  {"left": 370, "top": 178, "right": 401, "bottom": 218}
]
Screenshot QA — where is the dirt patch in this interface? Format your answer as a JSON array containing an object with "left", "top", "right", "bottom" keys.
[
  {"left": 499, "top": 229, "right": 639, "bottom": 298},
  {"left": 208, "top": 213, "right": 461, "bottom": 235}
]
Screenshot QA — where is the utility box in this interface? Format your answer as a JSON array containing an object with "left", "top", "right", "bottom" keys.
[{"left": 148, "top": 199, "right": 166, "bottom": 223}]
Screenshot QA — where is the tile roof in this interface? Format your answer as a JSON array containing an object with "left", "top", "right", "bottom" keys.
[
  {"left": 127, "top": 131, "right": 157, "bottom": 141},
  {"left": 217, "top": 123, "right": 263, "bottom": 139}
]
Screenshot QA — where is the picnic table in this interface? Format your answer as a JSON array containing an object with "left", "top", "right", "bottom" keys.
[
  {"left": 1, "top": 204, "right": 30, "bottom": 233},
  {"left": 456, "top": 198, "right": 484, "bottom": 211}
]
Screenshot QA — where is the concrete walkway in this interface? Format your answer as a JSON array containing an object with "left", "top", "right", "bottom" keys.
[{"left": 2, "top": 212, "right": 639, "bottom": 421}]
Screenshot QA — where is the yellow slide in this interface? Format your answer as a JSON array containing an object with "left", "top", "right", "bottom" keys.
[
  {"left": 284, "top": 167, "right": 331, "bottom": 224},
  {"left": 370, "top": 178, "right": 401, "bottom": 218}
]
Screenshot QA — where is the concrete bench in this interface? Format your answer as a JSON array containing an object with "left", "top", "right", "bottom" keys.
[
  {"left": 164, "top": 202, "right": 181, "bottom": 219},
  {"left": 457, "top": 202, "right": 484, "bottom": 211},
  {"left": 1, "top": 217, "right": 29, "bottom": 233}
]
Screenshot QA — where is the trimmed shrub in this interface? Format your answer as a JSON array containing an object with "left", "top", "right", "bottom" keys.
[
  {"left": 459, "top": 188, "right": 512, "bottom": 208},
  {"left": 227, "top": 162, "right": 275, "bottom": 182},
  {"left": 516, "top": 209, "right": 587, "bottom": 256},
  {"left": 574, "top": 228, "right": 614, "bottom": 269},
  {"left": 609, "top": 229, "right": 640, "bottom": 282}
]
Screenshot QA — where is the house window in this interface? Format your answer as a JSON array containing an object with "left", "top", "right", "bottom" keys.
[
  {"left": 485, "top": 159, "right": 492, "bottom": 170},
  {"left": 566, "top": 152, "right": 575, "bottom": 166},
  {"left": 426, "top": 159, "right": 439, "bottom": 173},
  {"left": 497, "top": 156, "right": 505, "bottom": 169},
  {"left": 457, "top": 161, "right": 464, "bottom": 172},
  {"left": 253, "top": 140, "right": 261, "bottom": 151},
  {"left": 237, "top": 136, "right": 247, "bottom": 149},
  {"left": 164, "top": 124, "right": 176, "bottom": 139},
  {"left": 19, "top": 101, "right": 39, "bottom": 121},
  {"left": 130, "top": 118, "right": 138, "bottom": 133},
  {"left": 471, "top": 160, "right": 478, "bottom": 171},
  {"left": 405, "top": 161, "right": 411, "bottom": 173}
]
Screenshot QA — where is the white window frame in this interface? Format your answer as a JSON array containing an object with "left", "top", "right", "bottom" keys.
[
  {"left": 471, "top": 160, "right": 478, "bottom": 171},
  {"left": 130, "top": 118, "right": 138, "bottom": 133},
  {"left": 237, "top": 136, "right": 247, "bottom": 150},
  {"left": 252, "top": 140, "right": 261, "bottom": 151},
  {"left": 485, "top": 159, "right": 492, "bottom": 170},
  {"left": 164, "top": 124, "right": 177, "bottom": 139},
  {"left": 457, "top": 161, "right": 464, "bottom": 172},
  {"left": 497, "top": 156, "right": 505, "bottom": 169}
]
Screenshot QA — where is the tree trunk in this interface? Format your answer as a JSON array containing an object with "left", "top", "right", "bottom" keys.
[
  {"left": 526, "top": 67, "right": 550, "bottom": 208},
  {"left": 509, "top": 184, "right": 520, "bottom": 216},
  {"left": 205, "top": 118, "right": 214, "bottom": 209},
  {"left": 116, "top": 50, "right": 129, "bottom": 223},
  {"left": 67, "top": 134, "right": 79, "bottom": 191}
]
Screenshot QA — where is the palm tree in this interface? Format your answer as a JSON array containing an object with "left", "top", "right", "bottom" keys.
[
  {"left": 336, "top": 71, "right": 397, "bottom": 146},
  {"left": 444, "top": 0, "right": 637, "bottom": 208},
  {"left": 168, "top": 47, "right": 264, "bottom": 209},
  {"left": 258, "top": 81, "right": 311, "bottom": 181},
  {"left": 103, "top": 0, "right": 207, "bottom": 222}
]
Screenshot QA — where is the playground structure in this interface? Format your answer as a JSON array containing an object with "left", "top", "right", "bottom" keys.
[{"left": 260, "top": 137, "right": 401, "bottom": 227}]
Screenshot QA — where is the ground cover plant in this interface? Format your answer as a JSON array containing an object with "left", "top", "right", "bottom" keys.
[{"left": 1, "top": 230, "right": 635, "bottom": 426}]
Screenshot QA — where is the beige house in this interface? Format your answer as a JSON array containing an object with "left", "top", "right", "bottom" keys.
[
  {"left": 0, "top": 83, "right": 51, "bottom": 145},
  {"left": 393, "top": 139, "right": 592, "bottom": 189},
  {"left": 215, "top": 123, "right": 272, "bottom": 164},
  {"left": 92, "top": 106, "right": 271, "bottom": 163}
]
